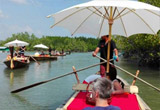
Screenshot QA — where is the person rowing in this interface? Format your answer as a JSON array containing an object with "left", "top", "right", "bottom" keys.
[{"left": 92, "top": 35, "right": 119, "bottom": 77}]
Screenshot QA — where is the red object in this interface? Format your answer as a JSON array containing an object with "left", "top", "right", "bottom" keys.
[
  {"left": 67, "top": 92, "right": 140, "bottom": 110},
  {"left": 100, "top": 65, "right": 106, "bottom": 77},
  {"left": 82, "top": 80, "right": 88, "bottom": 84}
]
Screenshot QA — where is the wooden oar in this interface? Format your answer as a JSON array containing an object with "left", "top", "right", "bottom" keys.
[
  {"left": 11, "top": 61, "right": 107, "bottom": 93},
  {"left": 95, "top": 55, "right": 160, "bottom": 92},
  {"left": 132, "top": 70, "right": 140, "bottom": 86},
  {"left": 29, "top": 56, "right": 40, "bottom": 65}
]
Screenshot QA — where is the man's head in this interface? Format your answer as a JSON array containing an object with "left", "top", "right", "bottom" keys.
[
  {"left": 101, "top": 35, "right": 109, "bottom": 40},
  {"left": 92, "top": 78, "right": 113, "bottom": 99}
]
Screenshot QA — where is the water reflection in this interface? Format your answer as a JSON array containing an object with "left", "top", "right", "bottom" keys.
[
  {"left": 10, "top": 72, "right": 14, "bottom": 86},
  {"left": 3, "top": 67, "right": 29, "bottom": 89},
  {"left": 47, "top": 61, "right": 51, "bottom": 68}
]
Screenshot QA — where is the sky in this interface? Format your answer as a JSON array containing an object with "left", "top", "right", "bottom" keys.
[{"left": 0, "top": 0, "right": 91, "bottom": 40}]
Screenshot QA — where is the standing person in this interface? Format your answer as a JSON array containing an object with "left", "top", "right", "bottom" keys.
[
  {"left": 48, "top": 47, "right": 52, "bottom": 56},
  {"left": 92, "top": 35, "right": 119, "bottom": 77},
  {"left": 83, "top": 78, "right": 120, "bottom": 110}
]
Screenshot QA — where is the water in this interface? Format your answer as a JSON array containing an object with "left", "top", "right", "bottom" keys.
[{"left": 0, "top": 52, "right": 159, "bottom": 110}]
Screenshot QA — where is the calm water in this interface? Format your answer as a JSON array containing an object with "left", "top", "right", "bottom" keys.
[{"left": 0, "top": 52, "right": 159, "bottom": 110}]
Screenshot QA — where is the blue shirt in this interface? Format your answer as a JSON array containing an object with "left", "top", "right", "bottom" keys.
[{"left": 83, "top": 105, "right": 120, "bottom": 110}]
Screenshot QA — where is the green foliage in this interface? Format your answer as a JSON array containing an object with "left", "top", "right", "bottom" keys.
[
  {"left": 121, "top": 32, "right": 160, "bottom": 68},
  {"left": 0, "top": 32, "right": 98, "bottom": 52},
  {"left": 139, "top": 0, "right": 160, "bottom": 7}
]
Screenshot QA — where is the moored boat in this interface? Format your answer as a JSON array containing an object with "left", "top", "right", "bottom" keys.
[
  {"left": 52, "top": 54, "right": 66, "bottom": 56},
  {"left": 29, "top": 55, "right": 58, "bottom": 61},
  {"left": 4, "top": 57, "right": 30, "bottom": 69}
]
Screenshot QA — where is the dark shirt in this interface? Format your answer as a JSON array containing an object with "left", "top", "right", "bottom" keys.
[
  {"left": 98, "top": 40, "right": 116, "bottom": 63},
  {"left": 19, "top": 46, "right": 25, "bottom": 54},
  {"left": 49, "top": 48, "right": 52, "bottom": 53},
  {"left": 83, "top": 105, "right": 120, "bottom": 110}
]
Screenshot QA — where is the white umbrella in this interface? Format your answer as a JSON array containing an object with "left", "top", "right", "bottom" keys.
[
  {"left": 34, "top": 44, "right": 48, "bottom": 49},
  {"left": 4, "top": 39, "right": 29, "bottom": 47},
  {"left": 47, "top": 0, "right": 160, "bottom": 72},
  {"left": 47, "top": 0, "right": 160, "bottom": 37}
]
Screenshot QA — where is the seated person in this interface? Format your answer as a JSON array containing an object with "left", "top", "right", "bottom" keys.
[
  {"left": 56, "top": 51, "right": 60, "bottom": 55},
  {"left": 14, "top": 50, "right": 20, "bottom": 57},
  {"left": 34, "top": 51, "right": 40, "bottom": 56},
  {"left": 107, "top": 65, "right": 124, "bottom": 95},
  {"left": 51, "top": 50, "right": 55, "bottom": 55},
  {"left": 40, "top": 51, "right": 45, "bottom": 55},
  {"left": 19, "top": 46, "right": 26, "bottom": 57},
  {"left": 83, "top": 78, "right": 120, "bottom": 110}
]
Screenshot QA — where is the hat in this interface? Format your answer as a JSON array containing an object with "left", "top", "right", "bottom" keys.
[{"left": 101, "top": 35, "right": 109, "bottom": 38}]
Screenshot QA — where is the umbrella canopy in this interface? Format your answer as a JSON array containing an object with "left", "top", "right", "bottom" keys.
[
  {"left": 47, "top": 0, "right": 160, "bottom": 73},
  {"left": 47, "top": 0, "right": 160, "bottom": 38},
  {"left": 4, "top": 39, "right": 29, "bottom": 47},
  {"left": 34, "top": 44, "right": 48, "bottom": 49}
]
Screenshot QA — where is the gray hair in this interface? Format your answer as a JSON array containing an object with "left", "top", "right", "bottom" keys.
[{"left": 93, "top": 78, "right": 113, "bottom": 99}]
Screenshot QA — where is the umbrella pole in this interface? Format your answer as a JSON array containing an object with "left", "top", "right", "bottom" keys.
[{"left": 106, "top": 7, "right": 113, "bottom": 74}]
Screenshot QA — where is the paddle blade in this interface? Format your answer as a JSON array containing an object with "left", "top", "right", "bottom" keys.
[{"left": 11, "top": 81, "right": 46, "bottom": 93}]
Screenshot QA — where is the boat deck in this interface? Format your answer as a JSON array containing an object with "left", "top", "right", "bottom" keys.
[{"left": 56, "top": 76, "right": 151, "bottom": 110}]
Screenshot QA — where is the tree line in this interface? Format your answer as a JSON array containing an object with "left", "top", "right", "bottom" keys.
[
  {"left": 0, "top": 31, "right": 159, "bottom": 68},
  {"left": 0, "top": 32, "right": 99, "bottom": 52}
]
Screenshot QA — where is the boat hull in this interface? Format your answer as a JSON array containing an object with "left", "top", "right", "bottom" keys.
[
  {"left": 29, "top": 56, "right": 58, "bottom": 61},
  {"left": 4, "top": 60, "right": 29, "bottom": 69}
]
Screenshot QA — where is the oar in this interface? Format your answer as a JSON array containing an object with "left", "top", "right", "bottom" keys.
[
  {"left": 11, "top": 61, "right": 107, "bottom": 93},
  {"left": 95, "top": 55, "right": 160, "bottom": 92},
  {"left": 29, "top": 56, "right": 40, "bottom": 65}
]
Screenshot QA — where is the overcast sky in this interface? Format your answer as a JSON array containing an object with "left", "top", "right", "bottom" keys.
[{"left": 0, "top": 0, "right": 91, "bottom": 40}]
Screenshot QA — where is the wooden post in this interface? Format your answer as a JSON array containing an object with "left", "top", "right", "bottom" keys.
[
  {"left": 72, "top": 66, "right": 80, "bottom": 84},
  {"left": 132, "top": 70, "right": 140, "bottom": 85}
]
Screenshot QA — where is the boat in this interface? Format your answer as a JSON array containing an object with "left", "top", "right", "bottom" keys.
[
  {"left": 56, "top": 73, "right": 151, "bottom": 110},
  {"left": 4, "top": 56, "right": 30, "bottom": 69},
  {"left": 52, "top": 54, "right": 66, "bottom": 57},
  {"left": 29, "top": 55, "right": 58, "bottom": 61},
  {"left": 0, "top": 47, "right": 9, "bottom": 53}
]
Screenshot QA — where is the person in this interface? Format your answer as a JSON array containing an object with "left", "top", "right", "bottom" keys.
[
  {"left": 19, "top": 46, "right": 26, "bottom": 57},
  {"left": 51, "top": 50, "right": 55, "bottom": 55},
  {"left": 107, "top": 65, "right": 124, "bottom": 95},
  {"left": 34, "top": 51, "right": 40, "bottom": 56},
  {"left": 55, "top": 50, "right": 60, "bottom": 55},
  {"left": 83, "top": 78, "right": 120, "bottom": 110},
  {"left": 61, "top": 49, "right": 64, "bottom": 55},
  {"left": 92, "top": 35, "right": 119, "bottom": 77},
  {"left": 48, "top": 47, "right": 52, "bottom": 56},
  {"left": 40, "top": 51, "right": 45, "bottom": 55},
  {"left": 14, "top": 50, "right": 20, "bottom": 57}
]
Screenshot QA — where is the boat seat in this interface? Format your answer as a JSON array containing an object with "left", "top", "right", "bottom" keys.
[
  {"left": 72, "top": 84, "right": 92, "bottom": 91},
  {"left": 13, "top": 57, "right": 28, "bottom": 60},
  {"left": 73, "top": 84, "right": 138, "bottom": 93}
]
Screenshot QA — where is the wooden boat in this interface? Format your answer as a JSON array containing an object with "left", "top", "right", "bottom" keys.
[
  {"left": 4, "top": 57, "right": 30, "bottom": 69},
  {"left": 52, "top": 54, "right": 66, "bottom": 56},
  {"left": 29, "top": 55, "right": 58, "bottom": 61},
  {"left": 56, "top": 74, "right": 151, "bottom": 110}
]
